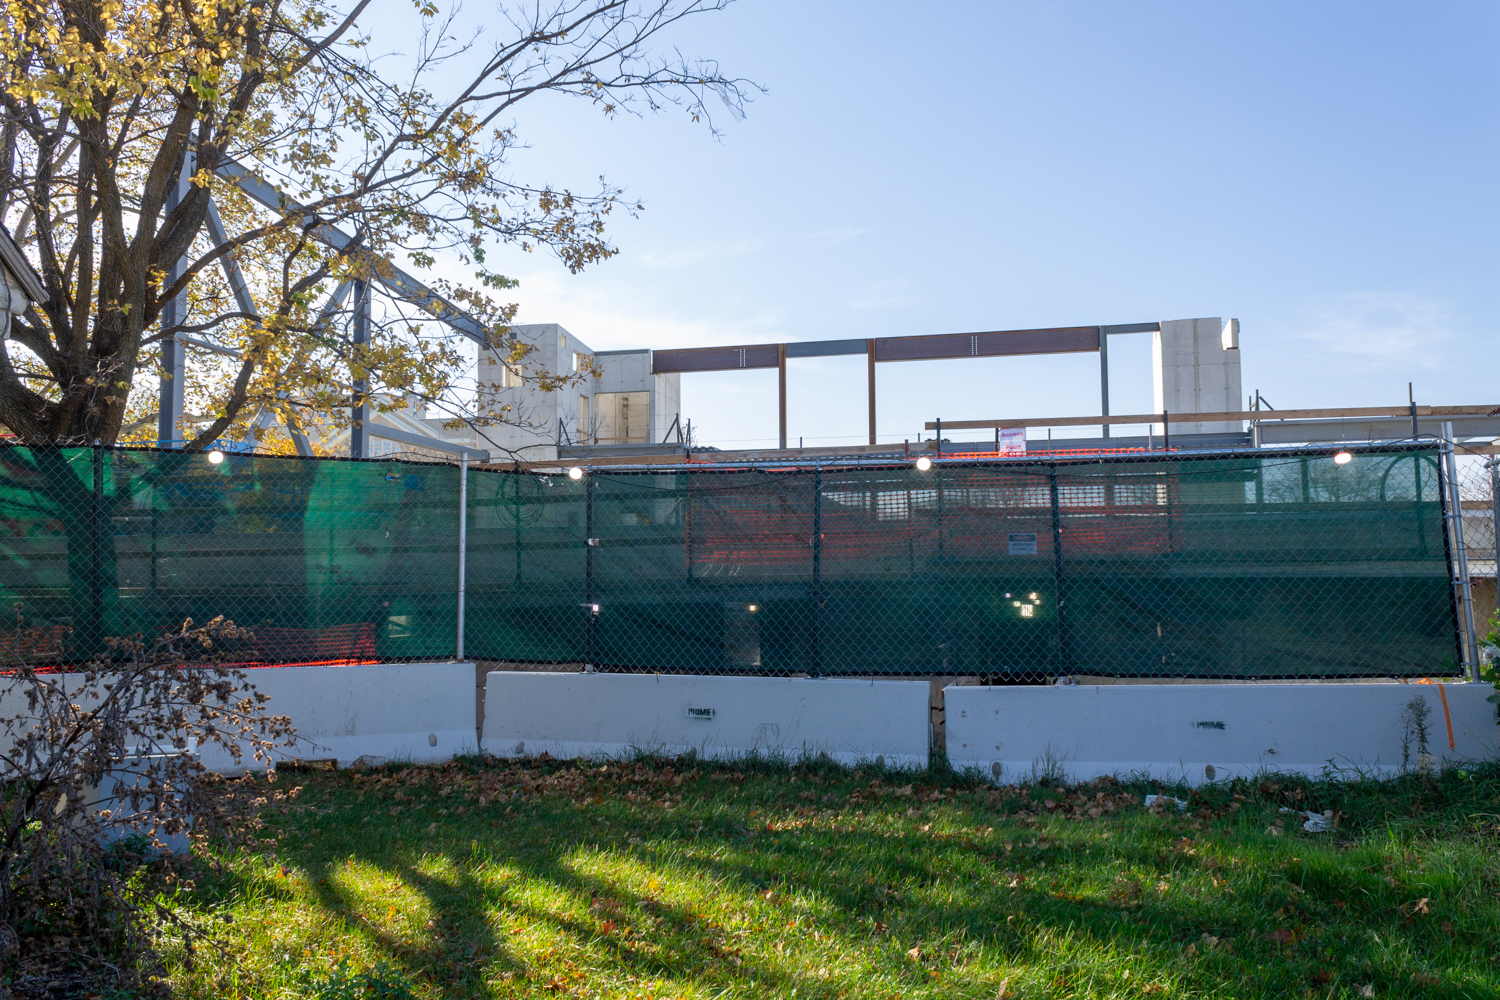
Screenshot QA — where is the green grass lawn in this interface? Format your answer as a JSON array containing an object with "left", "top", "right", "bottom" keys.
[{"left": 161, "top": 756, "right": 1500, "bottom": 1000}]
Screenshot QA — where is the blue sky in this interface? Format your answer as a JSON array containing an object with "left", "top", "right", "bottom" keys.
[{"left": 445, "top": 1, "right": 1499, "bottom": 449}]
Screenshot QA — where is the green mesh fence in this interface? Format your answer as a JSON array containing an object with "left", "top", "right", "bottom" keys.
[{"left": 0, "top": 443, "right": 1463, "bottom": 678}]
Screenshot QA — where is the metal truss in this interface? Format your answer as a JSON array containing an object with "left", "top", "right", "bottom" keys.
[{"left": 159, "top": 156, "right": 491, "bottom": 461}]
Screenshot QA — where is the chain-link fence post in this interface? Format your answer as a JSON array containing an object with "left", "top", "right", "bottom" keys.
[
  {"left": 89, "top": 440, "right": 105, "bottom": 659},
  {"left": 456, "top": 454, "right": 467, "bottom": 661},
  {"left": 1048, "top": 463, "right": 1072, "bottom": 675},
  {"left": 584, "top": 471, "right": 597, "bottom": 668},
  {"left": 1440, "top": 423, "right": 1480, "bottom": 680},
  {"left": 1491, "top": 458, "right": 1500, "bottom": 564},
  {"left": 810, "top": 467, "right": 823, "bottom": 677},
  {"left": 512, "top": 473, "right": 523, "bottom": 588}
]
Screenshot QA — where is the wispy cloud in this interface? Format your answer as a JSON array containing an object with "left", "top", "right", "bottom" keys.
[
  {"left": 800, "top": 226, "right": 871, "bottom": 245},
  {"left": 493, "top": 267, "right": 786, "bottom": 351},
  {"left": 635, "top": 239, "right": 764, "bottom": 270},
  {"left": 848, "top": 277, "right": 919, "bottom": 312},
  {"left": 1295, "top": 292, "right": 1457, "bottom": 370}
]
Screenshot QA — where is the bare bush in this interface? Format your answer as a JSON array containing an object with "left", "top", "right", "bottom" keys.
[{"left": 0, "top": 611, "right": 295, "bottom": 975}]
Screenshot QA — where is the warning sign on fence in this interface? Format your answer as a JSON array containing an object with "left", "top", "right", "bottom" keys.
[
  {"left": 1008, "top": 532, "right": 1038, "bottom": 555},
  {"left": 998, "top": 427, "right": 1026, "bottom": 455}
]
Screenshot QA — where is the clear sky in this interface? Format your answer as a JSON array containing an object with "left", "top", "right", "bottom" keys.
[{"left": 442, "top": 1, "right": 1499, "bottom": 449}]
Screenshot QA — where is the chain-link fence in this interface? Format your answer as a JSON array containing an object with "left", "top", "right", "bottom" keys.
[
  {"left": 1454, "top": 449, "right": 1498, "bottom": 647},
  {"left": 0, "top": 442, "right": 1470, "bottom": 679}
]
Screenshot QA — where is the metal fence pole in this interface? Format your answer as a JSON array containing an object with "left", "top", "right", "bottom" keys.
[
  {"left": 456, "top": 454, "right": 468, "bottom": 661},
  {"left": 1048, "top": 463, "right": 1072, "bottom": 675},
  {"left": 90, "top": 440, "right": 105, "bottom": 657},
  {"left": 584, "top": 472, "right": 597, "bottom": 667},
  {"left": 1488, "top": 457, "right": 1500, "bottom": 651},
  {"left": 1440, "top": 422, "right": 1480, "bottom": 680},
  {"left": 811, "top": 467, "right": 823, "bottom": 677},
  {"left": 513, "top": 474, "right": 523, "bottom": 587}
]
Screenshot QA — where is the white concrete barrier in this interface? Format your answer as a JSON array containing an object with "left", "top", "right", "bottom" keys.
[
  {"left": 946, "top": 682, "right": 1500, "bottom": 785},
  {"left": 198, "top": 661, "right": 477, "bottom": 773},
  {"left": 1, "top": 663, "right": 476, "bottom": 775},
  {"left": 482, "top": 671, "right": 930, "bottom": 768}
]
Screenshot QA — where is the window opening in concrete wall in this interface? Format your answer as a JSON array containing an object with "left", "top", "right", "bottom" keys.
[
  {"left": 595, "top": 391, "right": 650, "bottom": 444},
  {"left": 579, "top": 394, "right": 592, "bottom": 444}
]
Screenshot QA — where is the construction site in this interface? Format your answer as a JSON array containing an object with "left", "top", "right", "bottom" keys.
[{"left": 4, "top": 212, "right": 1498, "bottom": 781}]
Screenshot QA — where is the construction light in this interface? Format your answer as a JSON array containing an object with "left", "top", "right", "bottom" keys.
[
  {"left": 1333, "top": 451, "right": 1353, "bottom": 466},
  {"left": 747, "top": 604, "right": 759, "bottom": 613},
  {"left": 568, "top": 467, "right": 584, "bottom": 480},
  {"left": 207, "top": 450, "right": 225, "bottom": 465},
  {"left": 915, "top": 456, "right": 933, "bottom": 472}
]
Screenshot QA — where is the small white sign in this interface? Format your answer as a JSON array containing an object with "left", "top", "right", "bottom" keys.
[
  {"left": 997, "top": 427, "right": 1026, "bottom": 455},
  {"left": 1008, "top": 532, "right": 1038, "bottom": 555},
  {"left": 685, "top": 706, "right": 716, "bottom": 720}
]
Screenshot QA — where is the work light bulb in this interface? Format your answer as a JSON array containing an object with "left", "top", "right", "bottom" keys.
[
  {"left": 568, "top": 467, "right": 584, "bottom": 480},
  {"left": 1333, "top": 451, "right": 1353, "bottom": 465},
  {"left": 915, "top": 457, "right": 933, "bottom": 472},
  {"left": 207, "top": 450, "right": 225, "bottom": 465}
]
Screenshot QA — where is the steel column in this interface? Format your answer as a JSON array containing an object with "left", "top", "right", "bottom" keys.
[
  {"left": 157, "top": 151, "right": 193, "bottom": 447},
  {"left": 350, "top": 279, "right": 371, "bottom": 458},
  {"left": 778, "top": 344, "right": 787, "bottom": 449},
  {"left": 1099, "top": 325, "right": 1110, "bottom": 439},
  {"left": 867, "top": 338, "right": 877, "bottom": 445}
]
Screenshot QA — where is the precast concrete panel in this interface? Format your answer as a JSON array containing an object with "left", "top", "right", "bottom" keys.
[
  {"left": 1154, "top": 317, "right": 1243, "bottom": 435},
  {"left": 946, "top": 683, "right": 1498, "bottom": 786},
  {"left": 197, "top": 661, "right": 477, "bottom": 773},
  {"left": 482, "top": 672, "right": 931, "bottom": 768},
  {"left": 0, "top": 663, "right": 478, "bottom": 776}
]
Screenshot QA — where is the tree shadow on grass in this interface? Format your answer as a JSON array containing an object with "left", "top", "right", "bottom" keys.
[{"left": 189, "top": 777, "right": 1490, "bottom": 1000}]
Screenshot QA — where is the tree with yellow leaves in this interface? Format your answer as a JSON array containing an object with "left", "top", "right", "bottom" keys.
[{"left": 0, "top": 0, "right": 748, "bottom": 450}]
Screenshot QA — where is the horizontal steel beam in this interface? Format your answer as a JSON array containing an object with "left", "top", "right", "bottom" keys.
[
  {"left": 651, "top": 343, "right": 781, "bottom": 373},
  {"left": 184, "top": 336, "right": 242, "bottom": 358},
  {"left": 928, "top": 404, "right": 1500, "bottom": 431},
  {"left": 651, "top": 323, "right": 1157, "bottom": 374},
  {"left": 1256, "top": 415, "right": 1500, "bottom": 444},
  {"left": 212, "top": 160, "right": 490, "bottom": 345},
  {"left": 875, "top": 325, "right": 1100, "bottom": 362},
  {"left": 784, "top": 338, "right": 867, "bottom": 358},
  {"left": 367, "top": 422, "right": 490, "bottom": 460}
]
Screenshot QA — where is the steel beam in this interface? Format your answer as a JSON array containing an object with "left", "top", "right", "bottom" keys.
[
  {"left": 784, "top": 338, "right": 866, "bottom": 359},
  {"left": 212, "top": 159, "right": 489, "bottom": 345},
  {"left": 651, "top": 343, "right": 780, "bottom": 373},
  {"left": 367, "top": 422, "right": 489, "bottom": 460}
]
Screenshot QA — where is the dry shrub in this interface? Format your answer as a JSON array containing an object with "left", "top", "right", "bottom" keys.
[{"left": 0, "top": 611, "right": 295, "bottom": 981}]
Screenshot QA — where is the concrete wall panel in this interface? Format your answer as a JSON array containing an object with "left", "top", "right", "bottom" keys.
[
  {"left": 1, "top": 662, "right": 476, "bottom": 775},
  {"left": 482, "top": 671, "right": 930, "bottom": 768},
  {"left": 198, "top": 661, "right": 477, "bottom": 773},
  {"left": 946, "top": 682, "right": 1498, "bottom": 785}
]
